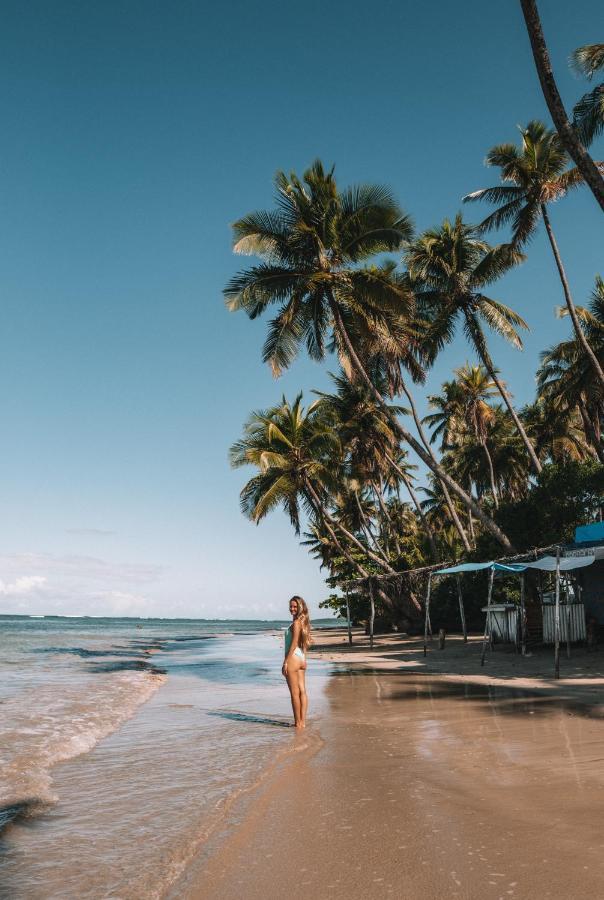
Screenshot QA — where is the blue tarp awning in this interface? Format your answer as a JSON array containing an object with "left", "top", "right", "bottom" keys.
[{"left": 435, "top": 562, "right": 494, "bottom": 575}]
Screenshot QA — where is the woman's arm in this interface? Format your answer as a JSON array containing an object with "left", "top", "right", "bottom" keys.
[{"left": 282, "top": 620, "right": 302, "bottom": 675}]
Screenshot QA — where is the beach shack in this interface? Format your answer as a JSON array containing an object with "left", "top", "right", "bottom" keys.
[{"left": 563, "top": 521, "right": 604, "bottom": 627}]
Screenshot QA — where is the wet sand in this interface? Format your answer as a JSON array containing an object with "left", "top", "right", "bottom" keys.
[{"left": 176, "top": 630, "right": 604, "bottom": 900}]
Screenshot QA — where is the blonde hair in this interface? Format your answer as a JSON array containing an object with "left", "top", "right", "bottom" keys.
[{"left": 290, "top": 595, "right": 312, "bottom": 651}]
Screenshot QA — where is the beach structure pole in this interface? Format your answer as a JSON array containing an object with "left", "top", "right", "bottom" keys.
[
  {"left": 520, "top": 573, "right": 527, "bottom": 656},
  {"left": 456, "top": 575, "right": 467, "bottom": 642},
  {"left": 565, "top": 577, "right": 571, "bottom": 659},
  {"left": 423, "top": 573, "right": 432, "bottom": 658},
  {"left": 368, "top": 578, "right": 375, "bottom": 650},
  {"left": 554, "top": 547, "right": 561, "bottom": 679},
  {"left": 345, "top": 588, "right": 352, "bottom": 646},
  {"left": 480, "top": 567, "right": 495, "bottom": 667}
]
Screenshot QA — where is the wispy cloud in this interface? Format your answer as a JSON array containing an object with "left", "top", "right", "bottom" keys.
[
  {"left": 66, "top": 528, "right": 116, "bottom": 536},
  {"left": 0, "top": 553, "right": 164, "bottom": 584},
  {"left": 0, "top": 552, "right": 166, "bottom": 617},
  {"left": 0, "top": 575, "right": 47, "bottom": 595}
]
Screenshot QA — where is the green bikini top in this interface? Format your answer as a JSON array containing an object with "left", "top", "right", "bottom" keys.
[{"left": 284, "top": 623, "right": 293, "bottom": 655}]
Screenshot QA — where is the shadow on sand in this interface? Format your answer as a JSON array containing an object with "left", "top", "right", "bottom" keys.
[{"left": 208, "top": 710, "right": 292, "bottom": 728}]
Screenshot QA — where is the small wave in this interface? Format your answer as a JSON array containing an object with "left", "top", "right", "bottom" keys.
[{"left": 0, "top": 670, "right": 166, "bottom": 806}]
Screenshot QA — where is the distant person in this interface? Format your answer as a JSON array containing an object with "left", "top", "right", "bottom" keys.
[{"left": 282, "top": 596, "right": 311, "bottom": 728}]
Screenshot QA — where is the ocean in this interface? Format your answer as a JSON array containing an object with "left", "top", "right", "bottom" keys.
[{"left": 0, "top": 615, "right": 335, "bottom": 898}]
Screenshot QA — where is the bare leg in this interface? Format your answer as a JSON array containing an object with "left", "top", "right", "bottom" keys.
[
  {"left": 286, "top": 668, "right": 302, "bottom": 726},
  {"left": 297, "top": 667, "right": 308, "bottom": 727}
]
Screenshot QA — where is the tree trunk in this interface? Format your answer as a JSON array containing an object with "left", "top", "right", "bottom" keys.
[
  {"left": 541, "top": 204, "right": 604, "bottom": 388},
  {"left": 354, "top": 489, "right": 391, "bottom": 564},
  {"left": 578, "top": 398, "right": 604, "bottom": 463},
  {"left": 482, "top": 441, "right": 499, "bottom": 508},
  {"left": 519, "top": 0, "right": 604, "bottom": 213},
  {"left": 467, "top": 478, "right": 476, "bottom": 546},
  {"left": 304, "top": 490, "right": 370, "bottom": 580},
  {"left": 399, "top": 382, "right": 473, "bottom": 552},
  {"left": 304, "top": 478, "right": 397, "bottom": 574},
  {"left": 329, "top": 300, "right": 515, "bottom": 552},
  {"left": 463, "top": 310, "right": 542, "bottom": 473},
  {"left": 386, "top": 452, "right": 440, "bottom": 562}
]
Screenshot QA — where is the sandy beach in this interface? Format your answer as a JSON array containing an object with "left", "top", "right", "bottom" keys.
[{"left": 173, "top": 629, "right": 604, "bottom": 900}]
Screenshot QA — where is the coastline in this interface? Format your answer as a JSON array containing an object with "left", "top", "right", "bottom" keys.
[{"left": 176, "top": 628, "right": 604, "bottom": 900}]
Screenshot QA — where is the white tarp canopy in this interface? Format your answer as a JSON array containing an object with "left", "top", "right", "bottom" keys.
[
  {"left": 502, "top": 555, "right": 596, "bottom": 573},
  {"left": 437, "top": 555, "right": 596, "bottom": 577}
]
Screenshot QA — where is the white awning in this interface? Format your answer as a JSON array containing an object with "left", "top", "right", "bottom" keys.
[{"left": 520, "top": 555, "right": 595, "bottom": 572}]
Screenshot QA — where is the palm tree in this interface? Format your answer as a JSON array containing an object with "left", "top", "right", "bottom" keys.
[
  {"left": 455, "top": 365, "right": 501, "bottom": 507},
  {"left": 427, "top": 364, "right": 499, "bottom": 509},
  {"left": 314, "top": 373, "right": 441, "bottom": 559},
  {"left": 405, "top": 214, "right": 541, "bottom": 473},
  {"left": 464, "top": 121, "right": 604, "bottom": 389},
  {"left": 444, "top": 409, "right": 530, "bottom": 505},
  {"left": 536, "top": 277, "right": 604, "bottom": 463},
  {"left": 523, "top": 399, "right": 592, "bottom": 464},
  {"left": 229, "top": 394, "right": 395, "bottom": 578},
  {"left": 226, "top": 161, "right": 514, "bottom": 550},
  {"left": 518, "top": 0, "right": 604, "bottom": 212},
  {"left": 571, "top": 44, "right": 604, "bottom": 146}
]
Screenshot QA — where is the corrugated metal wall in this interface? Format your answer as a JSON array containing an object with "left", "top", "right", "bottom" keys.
[{"left": 542, "top": 604, "right": 586, "bottom": 643}]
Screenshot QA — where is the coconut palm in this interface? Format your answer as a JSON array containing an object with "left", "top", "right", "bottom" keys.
[
  {"left": 315, "top": 373, "right": 441, "bottom": 560},
  {"left": 523, "top": 399, "right": 592, "bottom": 464},
  {"left": 537, "top": 278, "right": 604, "bottom": 463},
  {"left": 405, "top": 214, "right": 541, "bottom": 473},
  {"left": 571, "top": 44, "right": 604, "bottom": 146},
  {"left": 455, "top": 365, "right": 502, "bottom": 507},
  {"left": 226, "top": 161, "right": 514, "bottom": 550},
  {"left": 229, "top": 393, "right": 396, "bottom": 578},
  {"left": 518, "top": 0, "right": 604, "bottom": 212},
  {"left": 426, "top": 366, "right": 501, "bottom": 507},
  {"left": 444, "top": 409, "right": 530, "bottom": 505},
  {"left": 464, "top": 121, "right": 604, "bottom": 389}
]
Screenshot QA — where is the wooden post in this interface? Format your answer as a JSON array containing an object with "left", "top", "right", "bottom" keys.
[
  {"left": 520, "top": 573, "right": 527, "bottom": 657},
  {"left": 480, "top": 567, "right": 495, "bottom": 667},
  {"left": 423, "top": 573, "right": 432, "bottom": 658},
  {"left": 565, "top": 576, "right": 571, "bottom": 660},
  {"left": 456, "top": 575, "right": 467, "bottom": 642},
  {"left": 345, "top": 588, "right": 352, "bottom": 646},
  {"left": 554, "top": 548, "right": 561, "bottom": 679},
  {"left": 368, "top": 578, "right": 375, "bottom": 650}
]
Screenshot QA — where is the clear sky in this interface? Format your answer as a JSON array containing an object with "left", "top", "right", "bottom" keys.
[{"left": 0, "top": 1, "right": 602, "bottom": 618}]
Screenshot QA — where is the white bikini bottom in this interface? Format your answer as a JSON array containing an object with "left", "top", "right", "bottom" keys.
[{"left": 293, "top": 647, "right": 305, "bottom": 661}]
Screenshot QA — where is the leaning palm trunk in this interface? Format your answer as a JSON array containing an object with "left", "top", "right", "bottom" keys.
[
  {"left": 463, "top": 310, "right": 542, "bottom": 474},
  {"left": 330, "top": 301, "right": 515, "bottom": 552},
  {"left": 519, "top": 0, "right": 604, "bottom": 213},
  {"left": 399, "top": 384, "right": 472, "bottom": 553},
  {"left": 304, "top": 478, "right": 396, "bottom": 574},
  {"left": 482, "top": 441, "right": 499, "bottom": 509},
  {"left": 353, "top": 490, "right": 391, "bottom": 564},
  {"left": 386, "top": 452, "right": 440, "bottom": 562},
  {"left": 540, "top": 204, "right": 604, "bottom": 388}
]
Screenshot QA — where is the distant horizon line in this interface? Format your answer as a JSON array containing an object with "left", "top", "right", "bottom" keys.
[{"left": 0, "top": 612, "right": 341, "bottom": 622}]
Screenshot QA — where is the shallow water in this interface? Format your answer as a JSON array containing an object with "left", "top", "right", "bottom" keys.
[
  {"left": 184, "top": 666, "right": 604, "bottom": 900},
  {"left": 0, "top": 616, "right": 331, "bottom": 899}
]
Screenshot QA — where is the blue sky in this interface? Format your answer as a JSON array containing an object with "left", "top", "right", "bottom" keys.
[{"left": 0, "top": 1, "right": 602, "bottom": 618}]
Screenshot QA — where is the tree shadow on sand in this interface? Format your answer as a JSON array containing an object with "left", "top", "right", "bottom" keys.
[{"left": 329, "top": 669, "right": 604, "bottom": 719}]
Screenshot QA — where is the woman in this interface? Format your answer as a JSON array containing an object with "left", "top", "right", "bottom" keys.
[{"left": 282, "top": 595, "right": 311, "bottom": 729}]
